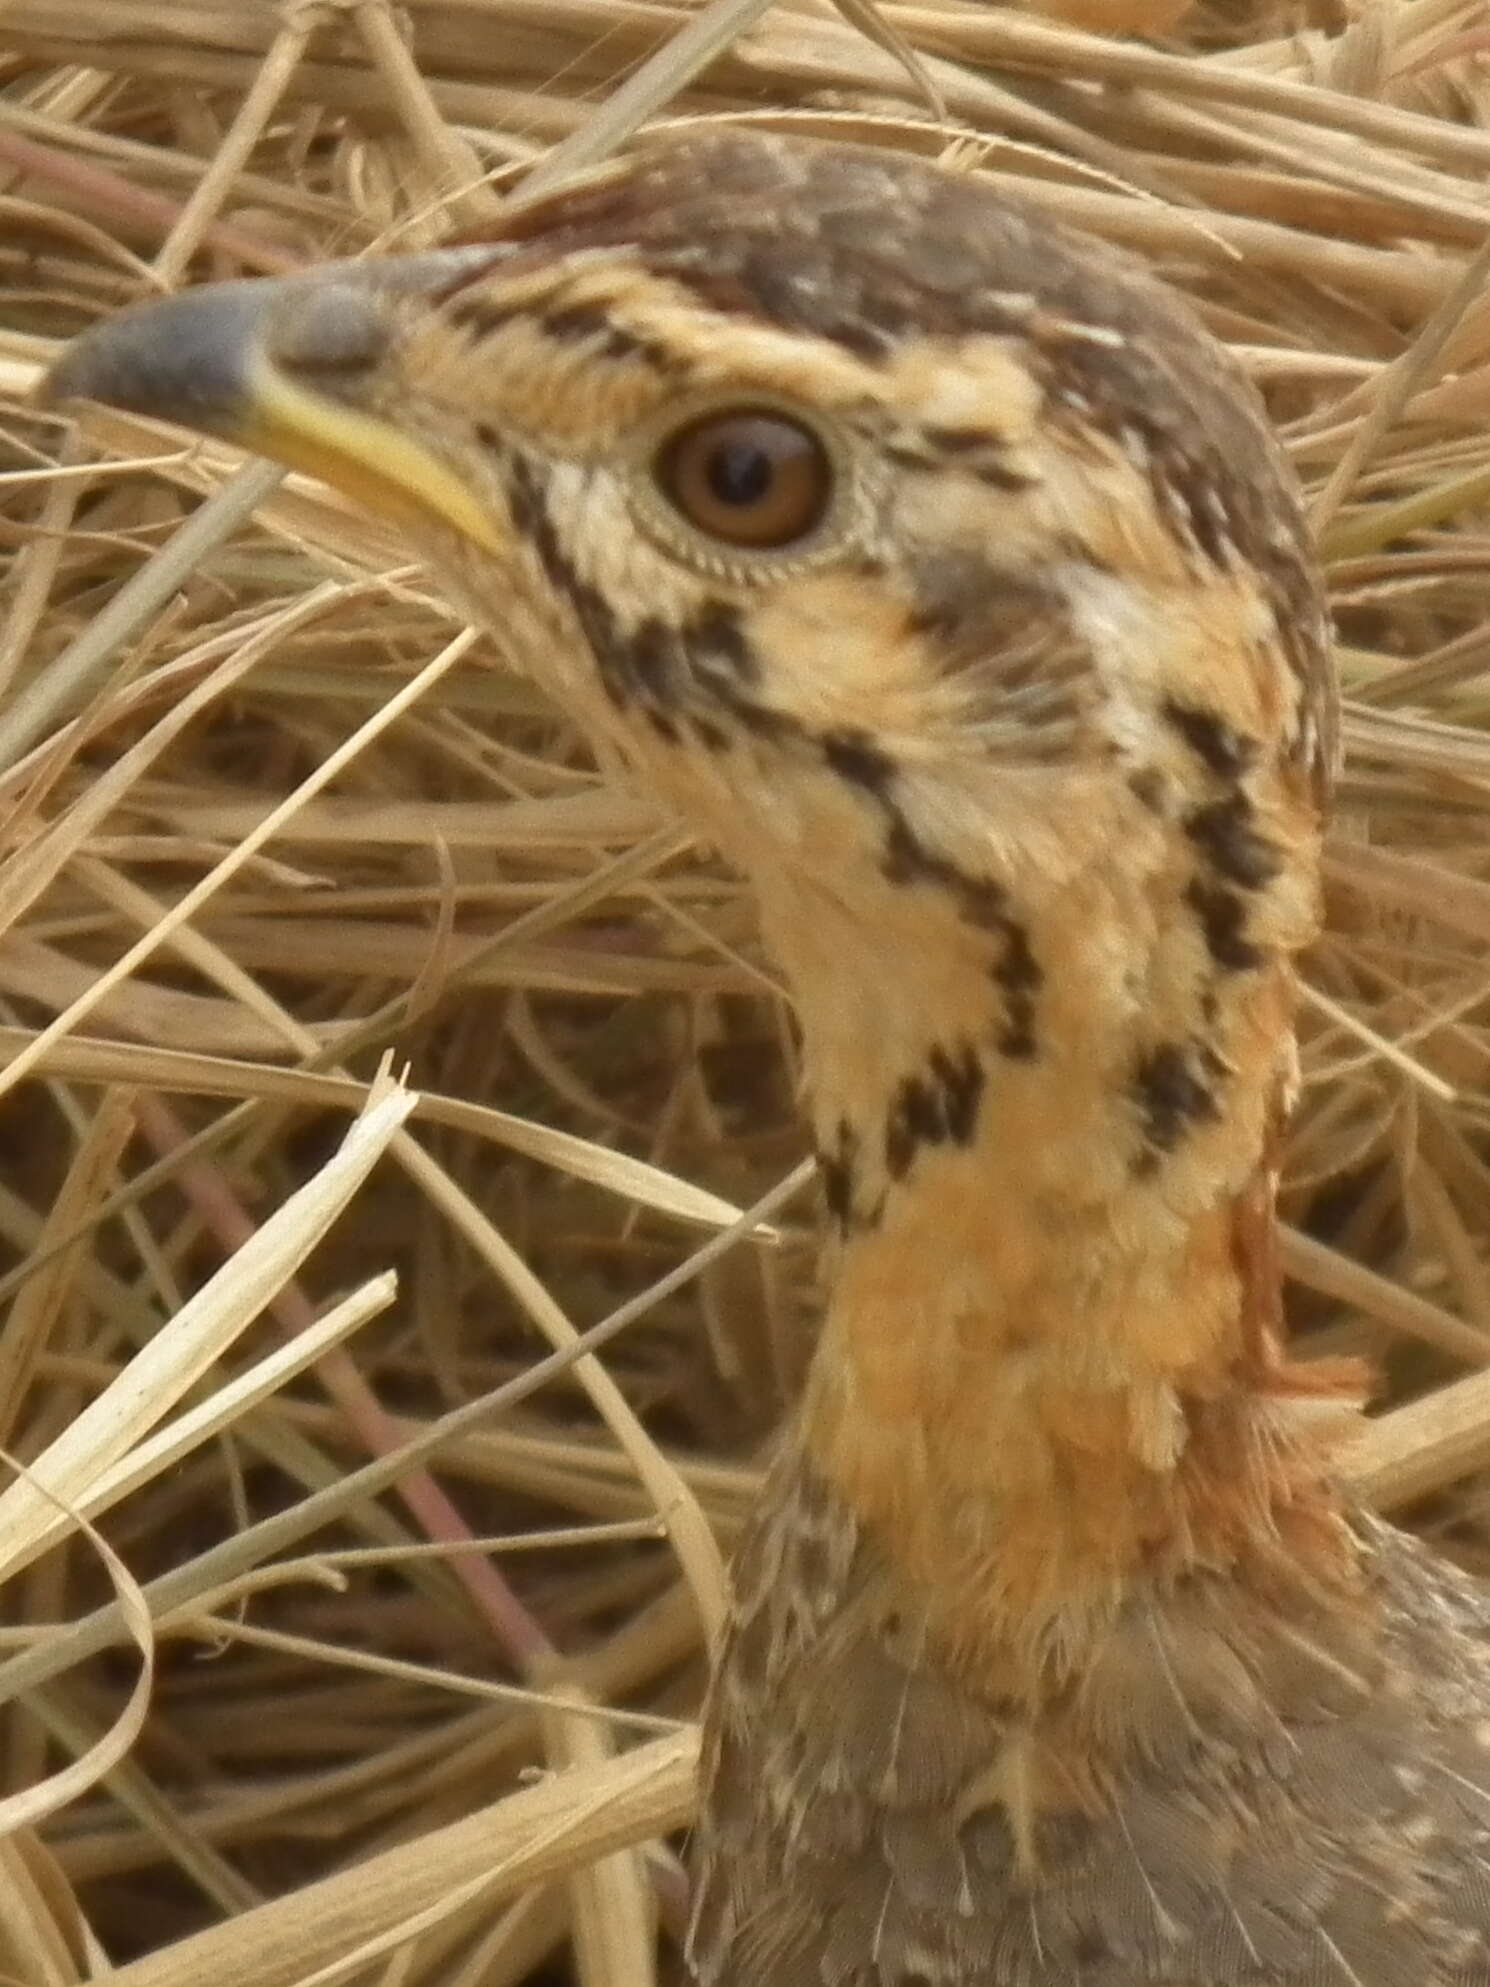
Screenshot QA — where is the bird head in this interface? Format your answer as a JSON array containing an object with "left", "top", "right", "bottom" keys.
[
  {"left": 47, "top": 133, "right": 1336, "bottom": 1226},
  {"left": 46, "top": 132, "right": 1332, "bottom": 867}
]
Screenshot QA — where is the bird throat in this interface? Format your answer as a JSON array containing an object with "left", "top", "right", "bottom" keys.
[{"left": 751, "top": 786, "right": 1361, "bottom": 1688}]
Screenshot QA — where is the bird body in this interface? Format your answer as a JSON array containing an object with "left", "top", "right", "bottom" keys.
[
  {"left": 47, "top": 131, "right": 1490, "bottom": 1985},
  {"left": 701, "top": 1446, "right": 1490, "bottom": 1986}
]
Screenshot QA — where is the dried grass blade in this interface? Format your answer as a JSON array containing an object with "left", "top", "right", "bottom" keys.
[
  {"left": 94, "top": 1729, "right": 698, "bottom": 1987},
  {"left": 0, "top": 458, "right": 287, "bottom": 775},
  {"left": 0, "top": 580, "right": 345, "bottom": 941},
  {"left": 0, "top": 1462, "right": 154, "bottom": 1836},
  {"left": 0, "top": 1087, "right": 136, "bottom": 1450},
  {"left": 0, "top": 1831, "right": 86, "bottom": 1985},
  {"left": 1283, "top": 1225, "right": 1490, "bottom": 1367},
  {"left": 1309, "top": 225, "right": 1490, "bottom": 535},
  {"left": 541, "top": 1684, "right": 656, "bottom": 1987},
  {"left": 0, "top": 1084, "right": 415, "bottom": 1588},
  {"left": 1343, "top": 1366, "right": 1490, "bottom": 1508},
  {"left": 63, "top": 1275, "right": 396, "bottom": 1546},
  {"left": 527, "top": 0, "right": 779, "bottom": 192},
  {"left": 0, "top": 1165, "right": 808, "bottom": 1715},
  {"left": 0, "top": 629, "right": 477, "bottom": 1105},
  {"left": 150, "top": 11, "right": 315, "bottom": 284}
]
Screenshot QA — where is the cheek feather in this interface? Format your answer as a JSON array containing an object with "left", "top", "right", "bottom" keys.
[{"left": 744, "top": 572, "right": 937, "bottom": 739}]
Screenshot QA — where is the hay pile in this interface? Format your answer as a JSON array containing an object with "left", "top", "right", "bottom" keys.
[{"left": 3, "top": 0, "right": 1490, "bottom": 1980}]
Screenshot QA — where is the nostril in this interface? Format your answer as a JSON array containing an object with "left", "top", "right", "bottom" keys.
[{"left": 265, "top": 282, "right": 392, "bottom": 379}]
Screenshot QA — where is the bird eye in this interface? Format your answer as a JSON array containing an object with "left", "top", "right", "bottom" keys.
[{"left": 654, "top": 410, "right": 831, "bottom": 549}]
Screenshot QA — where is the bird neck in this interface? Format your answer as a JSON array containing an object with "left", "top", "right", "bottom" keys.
[{"left": 746, "top": 765, "right": 1361, "bottom": 1690}]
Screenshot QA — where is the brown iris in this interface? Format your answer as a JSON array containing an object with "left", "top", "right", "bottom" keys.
[{"left": 655, "top": 410, "right": 831, "bottom": 549}]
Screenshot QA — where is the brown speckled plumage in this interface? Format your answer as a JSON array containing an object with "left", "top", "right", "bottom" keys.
[
  {"left": 48, "top": 131, "right": 1490, "bottom": 1987},
  {"left": 698, "top": 1441, "right": 1490, "bottom": 1987}
]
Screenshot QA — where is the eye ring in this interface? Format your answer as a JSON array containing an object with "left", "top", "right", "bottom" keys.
[{"left": 653, "top": 407, "right": 832, "bottom": 550}]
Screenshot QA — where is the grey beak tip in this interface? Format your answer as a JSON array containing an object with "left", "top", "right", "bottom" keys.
[
  {"left": 40, "top": 248, "right": 502, "bottom": 425},
  {"left": 41, "top": 282, "right": 272, "bottom": 426},
  {"left": 40, "top": 245, "right": 507, "bottom": 426}
]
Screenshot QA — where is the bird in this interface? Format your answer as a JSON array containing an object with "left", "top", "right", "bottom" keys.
[{"left": 47, "top": 129, "right": 1490, "bottom": 1987}]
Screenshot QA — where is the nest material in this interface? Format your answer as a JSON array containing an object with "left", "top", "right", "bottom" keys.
[{"left": 4, "top": 1, "right": 1490, "bottom": 1981}]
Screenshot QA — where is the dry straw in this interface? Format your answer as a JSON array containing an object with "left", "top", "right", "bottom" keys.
[{"left": 4, "top": 0, "right": 1490, "bottom": 1980}]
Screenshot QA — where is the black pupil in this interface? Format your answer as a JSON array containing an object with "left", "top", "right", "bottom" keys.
[{"left": 706, "top": 440, "right": 774, "bottom": 508}]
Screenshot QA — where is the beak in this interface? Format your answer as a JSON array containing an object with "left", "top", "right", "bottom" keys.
[{"left": 43, "top": 250, "right": 508, "bottom": 552}]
